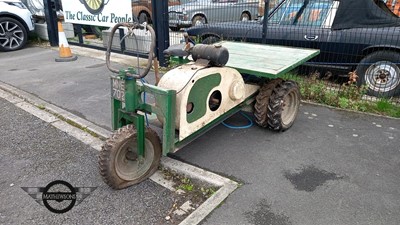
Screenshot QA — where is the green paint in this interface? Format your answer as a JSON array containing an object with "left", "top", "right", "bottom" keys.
[
  {"left": 110, "top": 68, "right": 176, "bottom": 156},
  {"left": 135, "top": 115, "right": 145, "bottom": 157},
  {"left": 111, "top": 98, "right": 122, "bottom": 130},
  {"left": 187, "top": 73, "right": 221, "bottom": 123},
  {"left": 162, "top": 89, "right": 176, "bottom": 156}
]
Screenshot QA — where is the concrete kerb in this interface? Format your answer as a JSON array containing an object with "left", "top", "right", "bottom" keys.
[
  {"left": 0, "top": 81, "right": 239, "bottom": 225},
  {"left": 0, "top": 82, "right": 113, "bottom": 140}
]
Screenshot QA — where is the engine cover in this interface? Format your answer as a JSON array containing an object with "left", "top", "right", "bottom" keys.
[{"left": 158, "top": 62, "right": 256, "bottom": 140}]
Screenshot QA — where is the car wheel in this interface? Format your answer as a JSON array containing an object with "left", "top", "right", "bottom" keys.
[
  {"left": 240, "top": 12, "right": 250, "bottom": 21},
  {"left": 192, "top": 15, "right": 206, "bottom": 26},
  {"left": 356, "top": 51, "right": 400, "bottom": 97},
  {"left": 202, "top": 36, "right": 220, "bottom": 44},
  {"left": 0, "top": 17, "right": 28, "bottom": 51},
  {"left": 139, "top": 12, "right": 151, "bottom": 24}
]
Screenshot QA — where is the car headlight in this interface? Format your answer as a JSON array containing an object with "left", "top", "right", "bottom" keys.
[{"left": 4, "top": 1, "right": 27, "bottom": 9}]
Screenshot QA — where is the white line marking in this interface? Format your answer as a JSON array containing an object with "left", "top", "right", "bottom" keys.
[
  {"left": 50, "top": 120, "right": 104, "bottom": 151},
  {"left": 15, "top": 102, "right": 59, "bottom": 123}
]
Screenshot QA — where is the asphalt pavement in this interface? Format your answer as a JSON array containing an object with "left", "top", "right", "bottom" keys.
[
  {"left": 1, "top": 46, "right": 399, "bottom": 225},
  {"left": 0, "top": 98, "right": 175, "bottom": 225}
]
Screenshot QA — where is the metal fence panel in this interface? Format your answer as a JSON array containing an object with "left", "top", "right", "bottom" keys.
[{"left": 177, "top": 0, "right": 400, "bottom": 104}]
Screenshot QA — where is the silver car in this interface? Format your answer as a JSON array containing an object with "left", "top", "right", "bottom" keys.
[
  {"left": 0, "top": 0, "right": 35, "bottom": 51},
  {"left": 169, "top": 0, "right": 260, "bottom": 31}
]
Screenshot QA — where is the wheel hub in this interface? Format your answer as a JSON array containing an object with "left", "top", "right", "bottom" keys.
[
  {"left": 366, "top": 61, "right": 400, "bottom": 92},
  {"left": 376, "top": 69, "right": 389, "bottom": 83},
  {"left": 125, "top": 151, "right": 137, "bottom": 161},
  {"left": 115, "top": 138, "right": 154, "bottom": 181}
]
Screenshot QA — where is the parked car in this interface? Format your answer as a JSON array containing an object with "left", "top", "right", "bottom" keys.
[
  {"left": 169, "top": 0, "right": 260, "bottom": 31},
  {"left": 386, "top": 0, "right": 400, "bottom": 16},
  {"left": 0, "top": 0, "right": 34, "bottom": 51},
  {"left": 186, "top": 0, "right": 400, "bottom": 97},
  {"left": 132, "top": 0, "right": 183, "bottom": 24}
]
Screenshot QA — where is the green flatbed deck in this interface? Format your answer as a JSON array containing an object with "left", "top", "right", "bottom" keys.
[{"left": 219, "top": 41, "right": 320, "bottom": 79}]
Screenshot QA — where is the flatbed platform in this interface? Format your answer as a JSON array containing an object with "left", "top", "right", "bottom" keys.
[{"left": 219, "top": 41, "right": 320, "bottom": 78}]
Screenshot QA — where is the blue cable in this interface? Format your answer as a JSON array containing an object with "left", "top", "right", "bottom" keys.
[
  {"left": 140, "top": 78, "right": 149, "bottom": 127},
  {"left": 222, "top": 111, "right": 253, "bottom": 129}
]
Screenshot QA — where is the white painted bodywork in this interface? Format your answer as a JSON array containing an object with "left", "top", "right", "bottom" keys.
[
  {"left": 0, "top": 0, "right": 34, "bottom": 31},
  {"left": 158, "top": 62, "right": 258, "bottom": 140}
]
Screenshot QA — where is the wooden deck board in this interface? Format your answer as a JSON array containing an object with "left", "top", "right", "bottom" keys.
[{"left": 219, "top": 41, "right": 320, "bottom": 78}]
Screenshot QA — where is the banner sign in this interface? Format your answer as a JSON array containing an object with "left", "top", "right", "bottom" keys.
[{"left": 61, "top": 0, "right": 133, "bottom": 27}]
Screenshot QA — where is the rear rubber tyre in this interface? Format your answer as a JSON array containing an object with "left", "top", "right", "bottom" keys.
[
  {"left": 356, "top": 51, "right": 400, "bottom": 97},
  {"left": 99, "top": 124, "right": 161, "bottom": 189},
  {"left": 267, "top": 80, "right": 301, "bottom": 131},
  {"left": 254, "top": 79, "right": 283, "bottom": 128},
  {"left": 192, "top": 15, "right": 206, "bottom": 26},
  {"left": 0, "top": 17, "right": 28, "bottom": 51}
]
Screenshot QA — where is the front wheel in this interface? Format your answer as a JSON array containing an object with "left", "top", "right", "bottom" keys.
[
  {"left": 0, "top": 17, "right": 28, "bottom": 51},
  {"left": 99, "top": 125, "right": 161, "bottom": 189},
  {"left": 356, "top": 51, "right": 400, "bottom": 97}
]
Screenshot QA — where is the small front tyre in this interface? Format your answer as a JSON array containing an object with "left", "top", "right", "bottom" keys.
[{"left": 99, "top": 125, "right": 161, "bottom": 189}]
